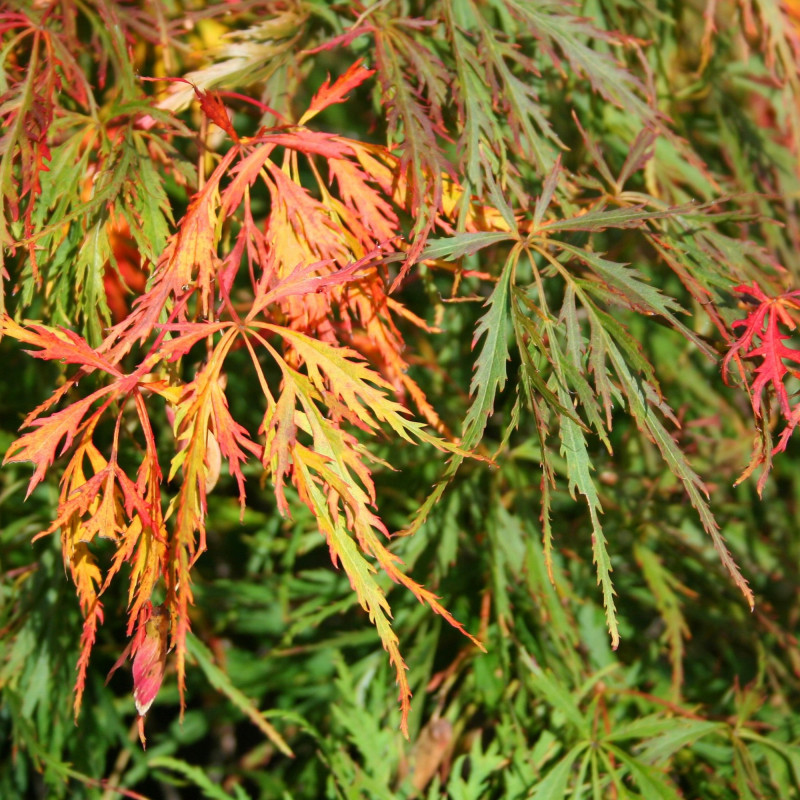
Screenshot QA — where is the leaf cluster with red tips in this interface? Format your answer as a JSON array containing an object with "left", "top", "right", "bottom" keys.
[{"left": 2, "top": 59, "right": 486, "bottom": 739}]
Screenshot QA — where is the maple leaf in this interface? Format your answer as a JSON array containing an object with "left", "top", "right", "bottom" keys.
[
  {"left": 3, "top": 389, "right": 112, "bottom": 497},
  {"left": 298, "top": 59, "right": 375, "bottom": 125},
  {"left": 723, "top": 282, "right": 800, "bottom": 484},
  {"left": 723, "top": 282, "right": 800, "bottom": 420}
]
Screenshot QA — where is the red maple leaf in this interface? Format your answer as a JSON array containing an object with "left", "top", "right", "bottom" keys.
[{"left": 724, "top": 282, "right": 800, "bottom": 457}]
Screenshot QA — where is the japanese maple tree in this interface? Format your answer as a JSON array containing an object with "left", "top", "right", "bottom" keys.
[{"left": 3, "top": 1, "right": 800, "bottom": 798}]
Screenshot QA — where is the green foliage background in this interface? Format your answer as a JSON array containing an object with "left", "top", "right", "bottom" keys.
[{"left": 3, "top": 1, "right": 800, "bottom": 798}]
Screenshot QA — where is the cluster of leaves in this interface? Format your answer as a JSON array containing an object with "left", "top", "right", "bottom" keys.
[{"left": 2, "top": 0, "right": 800, "bottom": 797}]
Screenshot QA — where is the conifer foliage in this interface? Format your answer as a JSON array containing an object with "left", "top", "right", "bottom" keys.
[{"left": 2, "top": 1, "right": 800, "bottom": 797}]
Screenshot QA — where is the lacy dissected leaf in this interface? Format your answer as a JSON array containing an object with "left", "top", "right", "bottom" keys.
[
  {"left": 557, "top": 385, "right": 619, "bottom": 648},
  {"left": 724, "top": 282, "right": 800, "bottom": 420},
  {"left": 2, "top": 315, "right": 122, "bottom": 376},
  {"left": 299, "top": 59, "right": 375, "bottom": 125},
  {"left": 402, "top": 243, "right": 520, "bottom": 538},
  {"left": 3, "top": 389, "right": 111, "bottom": 497},
  {"left": 58, "top": 440, "right": 108, "bottom": 717},
  {"left": 104, "top": 150, "right": 233, "bottom": 358},
  {"left": 514, "top": 243, "right": 755, "bottom": 624},
  {"left": 723, "top": 281, "right": 800, "bottom": 471},
  {"left": 219, "top": 122, "right": 448, "bottom": 430},
  {"left": 461, "top": 251, "right": 516, "bottom": 450}
]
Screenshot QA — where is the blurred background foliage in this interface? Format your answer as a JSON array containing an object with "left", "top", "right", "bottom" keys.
[{"left": 3, "top": 0, "right": 800, "bottom": 798}]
